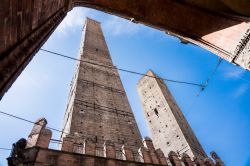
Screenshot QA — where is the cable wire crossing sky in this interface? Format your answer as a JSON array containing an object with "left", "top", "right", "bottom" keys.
[{"left": 0, "top": 7, "right": 250, "bottom": 166}]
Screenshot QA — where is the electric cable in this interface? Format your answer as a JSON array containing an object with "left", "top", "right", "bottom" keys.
[
  {"left": 185, "top": 58, "right": 222, "bottom": 117},
  {"left": 0, "top": 148, "right": 11, "bottom": 151},
  {"left": 0, "top": 52, "right": 223, "bottom": 152},
  {"left": 0, "top": 110, "right": 127, "bottom": 145},
  {"left": 40, "top": 48, "right": 204, "bottom": 88}
]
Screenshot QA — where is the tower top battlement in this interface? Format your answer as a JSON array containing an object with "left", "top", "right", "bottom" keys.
[{"left": 86, "top": 17, "right": 101, "bottom": 24}]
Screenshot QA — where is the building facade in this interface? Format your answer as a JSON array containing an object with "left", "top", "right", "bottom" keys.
[
  {"left": 60, "top": 18, "right": 142, "bottom": 154},
  {"left": 137, "top": 70, "right": 207, "bottom": 159},
  {"left": 6, "top": 18, "right": 224, "bottom": 166}
]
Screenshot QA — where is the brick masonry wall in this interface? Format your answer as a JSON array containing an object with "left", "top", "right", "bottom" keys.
[
  {"left": 60, "top": 18, "right": 142, "bottom": 152},
  {"left": 21, "top": 147, "right": 165, "bottom": 166},
  {"left": 137, "top": 70, "right": 207, "bottom": 159},
  {"left": 1, "top": 0, "right": 250, "bottom": 100},
  {"left": 0, "top": 0, "right": 66, "bottom": 54}
]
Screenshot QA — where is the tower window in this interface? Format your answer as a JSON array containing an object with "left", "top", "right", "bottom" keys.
[
  {"left": 167, "top": 142, "right": 170, "bottom": 146},
  {"left": 147, "top": 112, "right": 150, "bottom": 117},
  {"left": 154, "top": 108, "right": 159, "bottom": 117}
]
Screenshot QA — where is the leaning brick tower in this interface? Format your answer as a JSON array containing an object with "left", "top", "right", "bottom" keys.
[
  {"left": 60, "top": 18, "right": 142, "bottom": 154},
  {"left": 7, "top": 18, "right": 224, "bottom": 166},
  {"left": 137, "top": 70, "right": 207, "bottom": 159}
]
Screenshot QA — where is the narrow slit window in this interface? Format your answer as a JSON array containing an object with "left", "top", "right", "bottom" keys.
[{"left": 154, "top": 108, "right": 159, "bottom": 117}]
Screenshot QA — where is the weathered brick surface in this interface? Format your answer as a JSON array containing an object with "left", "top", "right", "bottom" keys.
[
  {"left": 60, "top": 18, "right": 142, "bottom": 154},
  {"left": 182, "top": 153, "right": 194, "bottom": 166},
  {"left": 71, "top": 0, "right": 250, "bottom": 69},
  {"left": 0, "top": 0, "right": 65, "bottom": 54},
  {"left": 139, "top": 147, "right": 152, "bottom": 163},
  {"left": 137, "top": 70, "right": 207, "bottom": 159},
  {"left": 26, "top": 118, "right": 52, "bottom": 149},
  {"left": 0, "top": 0, "right": 68, "bottom": 99},
  {"left": 1, "top": 0, "right": 250, "bottom": 100},
  {"left": 156, "top": 149, "right": 167, "bottom": 165},
  {"left": 168, "top": 151, "right": 182, "bottom": 166},
  {"left": 20, "top": 147, "right": 166, "bottom": 166}
]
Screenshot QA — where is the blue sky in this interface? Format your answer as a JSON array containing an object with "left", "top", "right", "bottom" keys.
[{"left": 0, "top": 7, "right": 250, "bottom": 166}]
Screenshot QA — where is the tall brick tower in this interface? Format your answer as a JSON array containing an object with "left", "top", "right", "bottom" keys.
[
  {"left": 137, "top": 70, "right": 207, "bottom": 159},
  {"left": 60, "top": 18, "right": 142, "bottom": 154},
  {"left": 7, "top": 18, "right": 224, "bottom": 166}
]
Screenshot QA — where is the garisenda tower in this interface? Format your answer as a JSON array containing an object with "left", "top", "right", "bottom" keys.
[{"left": 137, "top": 70, "right": 207, "bottom": 159}]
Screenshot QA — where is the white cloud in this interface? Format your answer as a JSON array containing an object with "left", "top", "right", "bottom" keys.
[
  {"left": 224, "top": 69, "right": 245, "bottom": 79},
  {"left": 55, "top": 8, "right": 89, "bottom": 37},
  {"left": 222, "top": 66, "right": 250, "bottom": 85},
  {"left": 103, "top": 15, "right": 141, "bottom": 36},
  {"left": 234, "top": 84, "right": 248, "bottom": 98}
]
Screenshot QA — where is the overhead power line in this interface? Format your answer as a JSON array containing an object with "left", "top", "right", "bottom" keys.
[
  {"left": 0, "top": 111, "right": 65, "bottom": 135},
  {"left": 40, "top": 48, "right": 203, "bottom": 88},
  {"left": 202, "top": 58, "right": 222, "bottom": 89},
  {"left": 0, "top": 110, "right": 118, "bottom": 144},
  {"left": 0, "top": 147, "right": 11, "bottom": 151},
  {"left": 185, "top": 58, "right": 222, "bottom": 117},
  {"left": 0, "top": 110, "right": 138, "bottom": 147}
]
